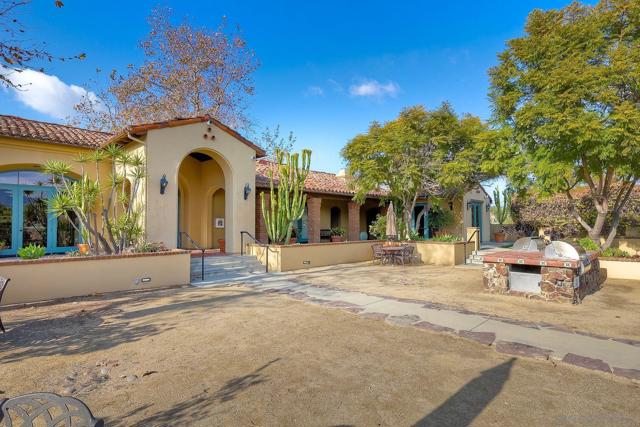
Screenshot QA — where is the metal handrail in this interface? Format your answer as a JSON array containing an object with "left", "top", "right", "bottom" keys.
[
  {"left": 240, "top": 231, "right": 272, "bottom": 273},
  {"left": 179, "top": 231, "right": 205, "bottom": 280},
  {"left": 463, "top": 228, "right": 480, "bottom": 265}
]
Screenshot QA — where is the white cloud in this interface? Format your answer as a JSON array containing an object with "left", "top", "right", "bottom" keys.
[
  {"left": 0, "top": 67, "right": 95, "bottom": 120},
  {"left": 349, "top": 79, "right": 400, "bottom": 98},
  {"left": 304, "top": 85, "right": 324, "bottom": 97}
]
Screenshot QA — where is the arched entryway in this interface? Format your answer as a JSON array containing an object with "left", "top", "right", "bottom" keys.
[{"left": 176, "top": 151, "right": 227, "bottom": 250}]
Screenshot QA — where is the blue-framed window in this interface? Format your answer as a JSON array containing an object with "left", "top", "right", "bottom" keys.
[{"left": 0, "top": 170, "right": 79, "bottom": 256}]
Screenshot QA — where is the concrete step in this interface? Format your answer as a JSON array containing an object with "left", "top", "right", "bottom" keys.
[
  {"left": 190, "top": 254, "right": 268, "bottom": 285},
  {"left": 191, "top": 271, "right": 271, "bottom": 286}
]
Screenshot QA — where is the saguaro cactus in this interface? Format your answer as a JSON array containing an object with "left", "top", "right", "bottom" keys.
[{"left": 260, "top": 148, "right": 311, "bottom": 244}]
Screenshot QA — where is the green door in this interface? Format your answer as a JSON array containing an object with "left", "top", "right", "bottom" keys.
[{"left": 470, "top": 202, "right": 483, "bottom": 242}]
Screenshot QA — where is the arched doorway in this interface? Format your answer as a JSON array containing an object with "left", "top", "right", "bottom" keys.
[
  {"left": 177, "top": 151, "right": 226, "bottom": 250},
  {"left": 0, "top": 169, "right": 79, "bottom": 256}
]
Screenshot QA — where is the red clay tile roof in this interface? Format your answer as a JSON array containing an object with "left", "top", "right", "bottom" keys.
[
  {"left": 0, "top": 115, "right": 112, "bottom": 148},
  {"left": 108, "top": 115, "right": 266, "bottom": 157},
  {"left": 255, "top": 159, "right": 386, "bottom": 198}
]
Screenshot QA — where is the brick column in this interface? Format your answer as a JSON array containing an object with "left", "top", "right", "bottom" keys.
[
  {"left": 347, "top": 201, "right": 361, "bottom": 241},
  {"left": 256, "top": 191, "right": 269, "bottom": 243},
  {"left": 307, "top": 196, "right": 322, "bottom": 243}
]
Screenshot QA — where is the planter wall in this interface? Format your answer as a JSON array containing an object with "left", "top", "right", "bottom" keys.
[
  {"left": 599, "top": 259, "right": 640, "bottom": 281},
  {"left": 0, "top": 250, "right": 191, "bottom": 305},
  {"left": 247, "top": 239, "right": 467, "bottom": 272}
]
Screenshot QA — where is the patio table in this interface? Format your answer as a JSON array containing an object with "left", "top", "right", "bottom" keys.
[{"left": 381, "top": 246, "right": 405, "bottom": 266}]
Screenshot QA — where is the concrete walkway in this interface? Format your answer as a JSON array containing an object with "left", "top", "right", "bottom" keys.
[{"left": 202, "top": 273, "right": 640, "bottom": 381}]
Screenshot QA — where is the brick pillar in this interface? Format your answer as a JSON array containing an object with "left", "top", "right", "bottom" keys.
[
  {"left": 307, "top": 196, "right": 322, "bottom": 243},
  {"left": 256, "top": 191, "right": 269, "bottom": 243},
  {"left": 348, "top": 201, "right": 361, "bottom": 241}
]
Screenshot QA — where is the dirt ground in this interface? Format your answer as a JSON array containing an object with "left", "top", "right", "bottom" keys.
[
  {"left": 288, "top": 263, "right": 640, "bottom": 341},
  {"left": 0, "top": 286, "right": 638, "bottom": 426}
]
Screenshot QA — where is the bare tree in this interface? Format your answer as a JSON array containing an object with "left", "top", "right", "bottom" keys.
[
  {"left": 259, "top": 125, "right": 296, "bottom": 159},
  {"left": 0, "top": 1, "right": 84, "bottom": 88},
  {"left": 72, "top": 7, "right": 259, "bottom": 132}
]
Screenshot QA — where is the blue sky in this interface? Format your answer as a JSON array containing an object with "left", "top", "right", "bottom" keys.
[{"left": 0, "top": 0, "right": 589, "bottom": 192}]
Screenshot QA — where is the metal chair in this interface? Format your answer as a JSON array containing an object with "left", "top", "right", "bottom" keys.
[
  {"left": 0, "top": 276, "right": 10, "bottom": 333},
  {"left": 398, "top": 244, "right": 414, "bottom": 266},
  {"left": 372, "top": 243, "right": 386, "bottom": 264},
  {"left": 0, "top": 392, "right": 103, "bottom": 426}
]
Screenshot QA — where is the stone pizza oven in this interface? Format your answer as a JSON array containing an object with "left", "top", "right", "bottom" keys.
[{"left": 483, "top": 237, "right": 604, "bottom": 303}]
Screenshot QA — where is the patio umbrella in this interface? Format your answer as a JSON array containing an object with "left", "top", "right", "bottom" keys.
[{"left": 385, "top": 201, "right": 397, "bottom": 239}]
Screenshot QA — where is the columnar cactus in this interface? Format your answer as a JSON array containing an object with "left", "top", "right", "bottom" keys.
[
  {"left": 493, "top": 187, "right": 512, "bottom": 225},
  {"left": 260, "top": 149, "right": 311, "bottom": 244}
]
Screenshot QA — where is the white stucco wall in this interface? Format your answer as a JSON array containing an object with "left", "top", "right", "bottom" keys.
[{"left": 143, "top": 121, "right": 257, "bottom": 253}]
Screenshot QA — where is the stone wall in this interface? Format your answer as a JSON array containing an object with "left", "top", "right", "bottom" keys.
[{"left": 483, "top": 259, "right": 604, "bottom": 303}]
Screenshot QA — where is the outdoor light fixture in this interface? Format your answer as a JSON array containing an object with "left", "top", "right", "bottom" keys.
[
  {"left": 448, "top": 201, "right": 454, "bottom": 211},
  {"left": 466, "top": 201, "right": 471, "bottom": 211},
  {"left": 160, "top": 174, "right": 169, "bottom": 195},
  {"left": 244, "top": 183, "right": 252, "bottom": 200},
  {"left": 486, "top": 203, "right": 491, "bottom": 213}
]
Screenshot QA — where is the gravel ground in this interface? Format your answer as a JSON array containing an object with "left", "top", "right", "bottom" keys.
[
  {"left": 0, "top": 286, "right": 638, "bottom": 426},
  {"left": 287, "top": 262, "right": 640, "bottom": 340}
]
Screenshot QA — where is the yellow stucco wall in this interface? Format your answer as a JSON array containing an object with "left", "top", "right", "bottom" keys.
[
  {"left": 0, "top": 251, "right": 190, "bottom": 305},
  {"left": 143, "top": 121, "right": 258, "bottom": 253},
  {"left": 320, "top": 199, "right": 349, "bottom": 230}
]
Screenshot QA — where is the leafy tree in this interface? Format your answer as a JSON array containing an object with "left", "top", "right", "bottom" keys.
[
  {"left": 72, "top": 7, "right": 258, "bottom": 132},
  {"left": 342, "top": 103, "right": 489, "bottom": 239},
  {"left": 0, "top": 1, "right": 85, "bottom": 88},
  {"left": 259, "top": 125, "right": 296, "bottom": 159},
  {"left": 488, "top": 0, "right": 640, "bottom": 249}
]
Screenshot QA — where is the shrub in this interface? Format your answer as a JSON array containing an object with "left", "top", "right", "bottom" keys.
[
  {"left": 132, "top": 241, "right": 167, "bottom": 253},
  {"left": 330, "top": 227, "right": 345, "bottom": 236},
  {"left": 431, "top": 234, "right": 461, "bottom": 243},
  {"left": 601, "top": 247, "right": 631, "bottom": 258},
  {"left": 17, "top": 244, "right": 46, "bottom": 259},
  {"left": 369, "top": 214, "right": 387, "bottom": 240},
  {"left": 577, "top": 237, "right": 600, "bottom": 251}
]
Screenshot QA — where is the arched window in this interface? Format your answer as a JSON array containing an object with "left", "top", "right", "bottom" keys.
[{"left": 330, "top": 207, "right": 341, "bottom": 228}]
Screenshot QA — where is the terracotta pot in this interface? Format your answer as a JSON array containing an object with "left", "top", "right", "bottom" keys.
[
  {"left": 494, "top": 232, "right": 506, "bottom": 243},
  {"left": 77, "top": 243, "right": 90, "bottom": 255},
  {"left": 289, "top": 237, "right": 297, "bottom": 244},
  {"left": 330, "top": 235, "right": 344, "bottom": 243},
  {"left": 218, "top": 239, "right": 225, "bottom": 253}
]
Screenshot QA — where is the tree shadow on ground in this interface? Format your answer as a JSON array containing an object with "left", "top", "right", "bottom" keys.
[
  {"left": 413, "top": 358, "right": 515, "bottom": 427},
  {"left": 107, "top": 358, "right": 282, "bottom": 427},
  {"left": 0, "top": 288, "right": 262, "bottom": 363}
]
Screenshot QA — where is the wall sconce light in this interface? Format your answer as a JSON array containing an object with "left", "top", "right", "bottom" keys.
[
  {"left": 160, "top": 174, "right": 169, "bottom": 195},
  {"left": 466, "top": 201, "right": 471, "bottom": 211},
  {"left": 486, "top": 203, "right": 491, "bottom": 213},
  {"left": 448, "top": 201, "right": 454, "bottom": 211},
  {"left": 244, "top": 183, "right": 252, "bottom": 200}
]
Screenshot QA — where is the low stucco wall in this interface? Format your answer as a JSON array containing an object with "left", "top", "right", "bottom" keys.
[
  {"left": 0, "top": 251, "right": 191, "bottom": 305},
  {"left": 248, "top": 241, "right": 380, "bottom": 272},
  {"left": 413, "top": 241, "right": 467, "bottom": 266},
  {"left": 248, "top": 240, "right": 466, "bottom": 272},
  {"left": 600, "top": 259, "right": 640, "bottom": 281}
]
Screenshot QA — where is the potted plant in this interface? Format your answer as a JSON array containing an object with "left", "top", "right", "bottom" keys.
[
  {"left": 493, "top": 187, "right": 512, "bottom": 243},
  {"left": 77, "top": 228, "right": 90, "bottom": 255},
  {"left": 17, "top": 244, "right": 46, "bottom": 260},
  {"left": 0, "top": 240, "right": 7, "bottom": 250},
  {"left": 330, "top": 227, "right": 345, "bottom": 242},
  {"left": 289, "top": 228, "right": 298, "bottom": 244}
]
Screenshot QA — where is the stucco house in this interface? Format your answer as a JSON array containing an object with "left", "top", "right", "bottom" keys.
[{"left": 0, "top": 115, "right": 491, "bottom": 256}]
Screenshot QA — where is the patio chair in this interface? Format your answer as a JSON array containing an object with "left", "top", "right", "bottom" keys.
[
  {"left": 372, "top": 243, "right": 386, "bottom": 264},
  {"left": 0, "top": 392, "right": 104, "bottom": 426},
  {"left": 402, "top": 245, "right": 415, "bottom": 265},
  {"left": 0, "top": 276, "right": 9, "bottom": 333}
]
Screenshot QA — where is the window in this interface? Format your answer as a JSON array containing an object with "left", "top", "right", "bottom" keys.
[{"left": 330, "top": 207, "right": 341, "bottom": 228}]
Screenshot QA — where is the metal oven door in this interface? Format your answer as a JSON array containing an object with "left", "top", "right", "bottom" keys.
[{"left": 509, "top": 265, "right": 542, "bottom": 294}]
